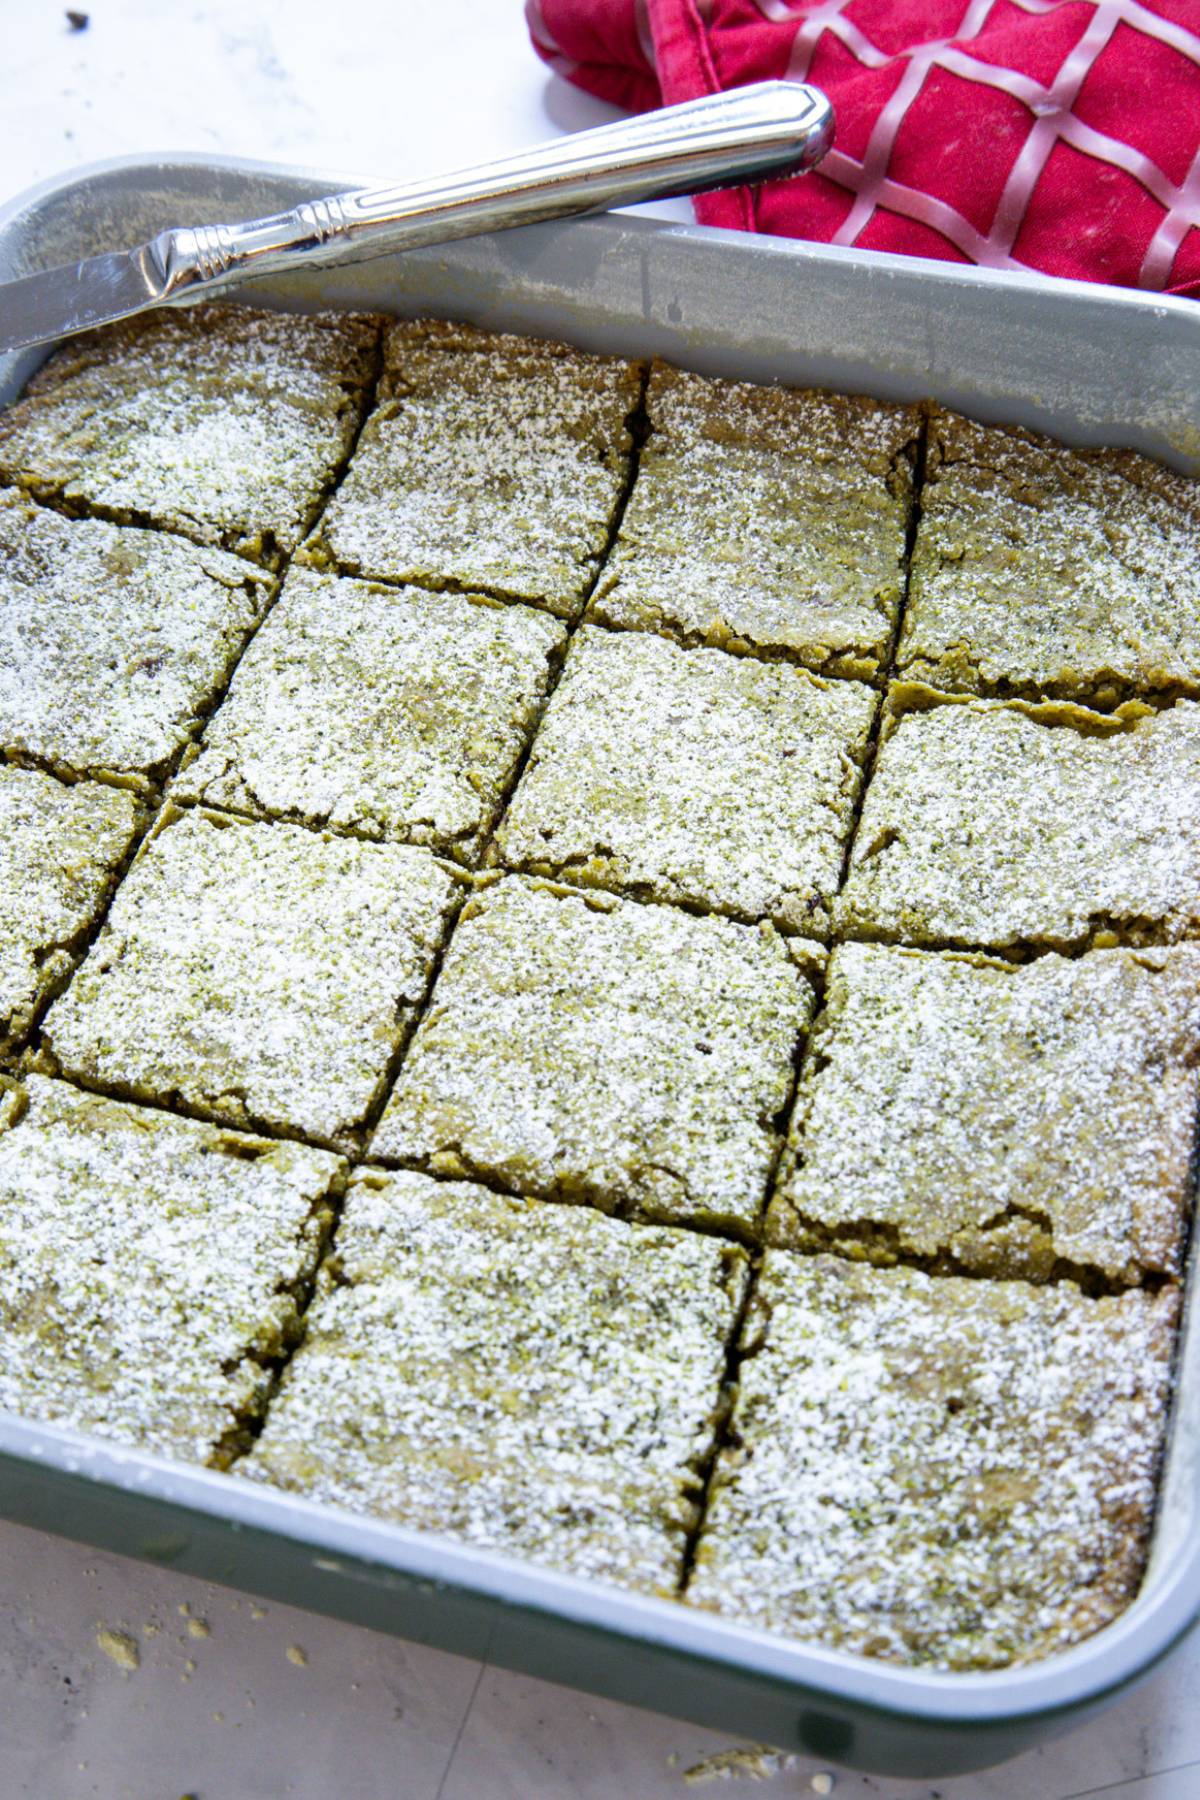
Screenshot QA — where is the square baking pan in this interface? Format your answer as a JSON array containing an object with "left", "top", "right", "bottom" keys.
[{"left": 0, "top": 152, "right": 1198, "bottom": 1780}]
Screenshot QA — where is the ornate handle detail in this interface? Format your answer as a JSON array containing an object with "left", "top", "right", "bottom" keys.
[{"left": 148, "top": 82, "right": 832, "bottom": 302}]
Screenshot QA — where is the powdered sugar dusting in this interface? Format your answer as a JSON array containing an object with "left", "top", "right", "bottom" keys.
[
  {"left": 0, "top": 303, "right": 380, "bottom": 559},
  {"left": 495, "top": 624, "right": 878, "bottom": 936},
  {"left": 41, "top": 807, "right": 461, "bottom": 1146},
  {"left": 589, "top": 363, "right": 919, "bottom": 677},
  {"left": 0, "top": 489, "right": 271, "bottom": 786},
  {"left": 771, "top": 941, "right": 1200, "bottom": 1284},
  {"left": 902, "top": 409, "right": 1200, "bottom": 706},
  {"left": 0, "top": 1075, "right": 343, "bottom": 1465},
  {"left": 310, "top": 318, "right": 640, "bottom": 616},
  {"left": 373, "top": 876, "right": 819, "bottom": 1233},
  {"left": 837, "top": 692, "right": 1200, "bottom": 951},
  {"left": 172, "top": 566, "right": 565, "bottom": 860},
  {"left": 0, "top": 763, "right": 140, "bottom": 1056},
  {"left": 688, "top": 1254, "right": 1179, "bottom": 1669},
  {"left": 242, "top": 1167, "right": 748, "bottom": 1594}
]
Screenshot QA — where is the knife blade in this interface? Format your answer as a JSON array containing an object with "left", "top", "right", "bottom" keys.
[
  {"left": 0, "top": 82, "right": 833, "bottom": 358},
  {"left": 0, "top": 244, "right": 168, "bottom": 356}
]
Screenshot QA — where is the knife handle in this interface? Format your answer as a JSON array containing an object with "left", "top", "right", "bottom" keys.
[{"left": 148, "top": 81, "right": 832, "bottom": 299}]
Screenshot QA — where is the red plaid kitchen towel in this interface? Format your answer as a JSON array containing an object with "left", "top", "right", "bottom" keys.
[{"left": 527, "top": 0, "right": 1200, "bottom": 295}]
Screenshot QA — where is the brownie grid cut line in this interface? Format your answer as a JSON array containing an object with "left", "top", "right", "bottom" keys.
[
  {"left": 242, "top": 1166, "right": 749, "bottom": 1594},
  {"left": 0, "top": 302, "right": 381, "bottom": 562},
  {"left": 0, "top": 762, "right": 141, "bottom": 1058},
  {"left": 768, "top": 940, "right": 1200, "bottom": 1286},
  {"left": 494, "top": 624, "right": 878, "bottom": 936},
  {"left": 172, "top": 566, "right": 566, "bottom": 861},
  {"left": 687, "top": 1252, "right": 1179, "bottom": 1671},
  {"left": 836, "top": 688, "right": 1200, "bottom": 953},
  {"left": 307, "top": 318, "right": 641, "bottom": 618},
  {"left": 0, "top": 1075, "right": 344, "bottom": 1467},
  {"left": 588, "top": 362, "right": 920, "bottom": 678},
  {"left": 900, "top": 408, "right": 1200, "bottom": 708},
  {"left": 371, "top": 876, "right": 821, "bottom": 1234},
  {"left": 0, "top": 489, "right": 272, "bottom": 789},
  {"left": 40, "top": 807, "right": 462, "bottom": 1148}
]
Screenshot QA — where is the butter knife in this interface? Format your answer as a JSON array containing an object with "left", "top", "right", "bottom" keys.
[{"left": 0, "top": 81, "right": 832, "bottom": 357}]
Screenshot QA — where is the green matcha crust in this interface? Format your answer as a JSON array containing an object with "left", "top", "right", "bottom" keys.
[
  {"left": 242, "top": 1167, "right": 748, "bottom": 1594},
  {"left": 371, "top": 876, "right": 820, "bottom": 1233},
  {"left": 40, "top": 807, "right": 461, "bottom": 1148},
  {"left": 687, "top": 1253, "right": 1178, "bottom": 1670},
  {"left": 0, "top": 1075, "right": 343, "bottom": 1466},
  {"left": 172, "top": 567, "right": 565, "bottom": 861},
  {"left": 493, "top": 625, "right": 877, "bottom": 936},
  {"left": 0, "top": 304, "right": 1190, "bottom": 1675},
  {"left": 0, "top": 302, "right": 381, "bottom": 562},
  {"left": 0, "top": 489, "right": 271, "bottom": 790},
  {"left": 900, "top": 408, "right": 1200, "bottom": 708},
  {"left": 0, "top": 763, "right": 140, "bottom": 1058},
  {"left": 306, "top": 318, "right": 641, "bottom": 617},
  {"left": 587, "top": 362, "right": 919, "bottom": 677},
  {"left": 768, "top": 941, "right": 1200, "bottom": 1285},
  {"left": 836, "top": 687, "right": 1200, "bottom": 953}
]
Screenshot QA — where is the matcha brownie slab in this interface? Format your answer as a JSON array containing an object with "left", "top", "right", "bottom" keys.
[
  {"left": 836, "top": 688, "right": 1200, "bottom": 953},
  {"left": 243, "top": 1168, "right": 748, "bottom": 1594},
  {"left": 769, "top": 941, "right": 1200, "bottom": 1286},
  {"left": 588, "top": 363, "right": 919, "bottom": 677},
  {"left": 687, "top": 1253, "right": 1178, "bottom": 1670},
  {"left": 0, "top": 489, "right": 271, "bottom": 789},
  {"left": 173, "top": 567, "right": 565, "bottom": 860},
  {"left": 0, "top": 763, "right": 140, "bottom": 1058},
  {"left": 494, "top": 625, "right": 877, "bottom": 936},
  {"left": 371, "top": 877, "right": 819, "bottom": 1233},
  {"left": 41, "top": 807, "right": 461, "bottom": 1148},
  {"left": 308, "top": 319, "right": 640, "bottom": 617},
  {"left": 0, "top": 302, "right": 380, "bottom": 561},
  {"left": 900, "top": 409, "right": 1200, "bottom": 707},
  {"left": 0, "top": 1075, "right": 343, "bottom": 1466}
]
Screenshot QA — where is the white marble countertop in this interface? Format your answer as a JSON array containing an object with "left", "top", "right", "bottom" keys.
[{"left": 0, "top": 4, "right": 1196, "bottom": 1796}]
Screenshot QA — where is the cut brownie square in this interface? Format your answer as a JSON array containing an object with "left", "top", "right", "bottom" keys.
[
  {"left": 687, "top": 1253, "right": 1178, "bottom": 1669},
  {"left": 242, "top": 1167, "right": 748, "bottom": 1594},
  {"left": 0, "top": 302, "right": 380, "bottom": 561},
  {"left": 588, "top": 362, "right": 919, "bottom": 678},
  {"left": 836, "top": 688, "right": 1200, "bottom": 953},
  {"left": 371, "top": 877, "right": 819, "bottom": 1234},
  {"left": 768, "top": 941, "right": 1200, "bottom": 1286},
  {"left": 900, "top": 408, "right": 1200, "bottom": 707},
  {"left": 0, "top": 763, "right": 140, "bottom": 1057},
  {"left": 495, "top": 625, "right": 877, "bottom": 936},
  {"left": 174, "top": 567, "right": 565, "bottom": 861},
  {"left": 41, "top": 807, "right": 461, "bottom": 1147},
  {"left": 309, "top": 319, "right": 640, "bottom": 617},
  {"left": 0, "top": 1074, "right": 343, "bottom": 1465},
  {"left": 0, "top": 489, "right": 271, "bottom": 788}
]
